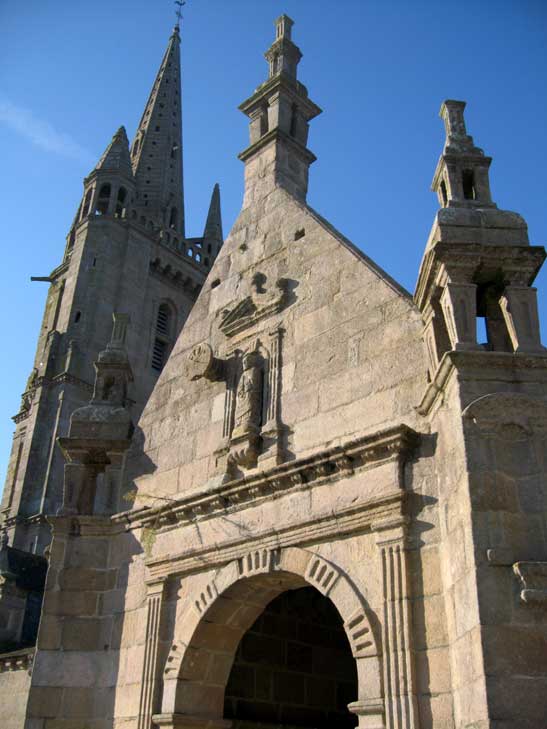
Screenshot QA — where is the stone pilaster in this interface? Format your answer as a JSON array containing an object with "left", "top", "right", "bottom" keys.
[
  {"left": 500, "top": 285, "right": 544, "bottom": 353},
  {"left": 439, "top": 282, "right": 479, "bottom": 351},
  {"left": 138, "top": 579, "right": 167, "bottom": 729},
  {"left": 376, "top": 525, "right": 418, "bottom": 729}
]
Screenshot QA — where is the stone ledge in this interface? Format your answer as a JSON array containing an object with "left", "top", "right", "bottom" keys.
[
  {"left": 0, "top": 646, "right": 34, "bottom": 673},
  {"left": 119, "top": 424, "right": 420, "bottom": 532},
  {"left": 417, "top": 350, "right": 547, "bottom": 416}
]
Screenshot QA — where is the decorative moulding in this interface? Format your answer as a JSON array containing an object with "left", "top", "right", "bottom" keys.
[
  {"left": 119, "top": 424, "right": 419, "bottom": 532},
  {"left": 418, "top": 350, "right": 547, "bottom": 416},
  {"left": 218, "top": 272, "right": 288, "bottom": 338}
]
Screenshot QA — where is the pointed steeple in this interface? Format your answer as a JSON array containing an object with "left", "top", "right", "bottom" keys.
[
  {"left": 130, "top": 25, "right": 185, "bottom": 238},
  {"left": 431, "top": 100, "right": 495, "bottom": 209},
  {"left": 95, "top": 126, "right": 133, "bottom": 176},
  {"left": 202, "top": 183, "right": 223, "bottom": 258},
  {"left": 238, "top": 16, "right": 322, "bottom": 205}
]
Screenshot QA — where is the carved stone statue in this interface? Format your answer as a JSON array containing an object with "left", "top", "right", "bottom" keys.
[{"left": 232, "top": 351, "right": 263, "bottom": 439}]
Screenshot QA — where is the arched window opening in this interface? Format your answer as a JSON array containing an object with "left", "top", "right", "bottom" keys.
[
  {"left": 95, "top": 183, "right": 111, "bottom": 215},
  {"left": 115, "top": 187, "right": 127, "bottom": 218},
  {"left": 204, "top": 257, "right": 210, "bottom": 267},
  {"left": 132, "top": 138, "right": 140, "bottom": 156},
  {"left": 67, "top": 228, "right": 75, "bottom": 250},
  {"left": 224, "top": 587, "right": 358, "bottom": 728},
  {"left": 169, "top": 207, "right": 178, "bottom": 229},
  {"left": 81, "top": 189, "right": 93, "bottom": 219},
  {"left": 462, "top": 169, "right": 476, "bottom": 200},
  {"left": 187, "top": 248, "right": 193, "bottom": 258},
  {"left": 195, "top": 252, "right": 202, "bottom": 263}
]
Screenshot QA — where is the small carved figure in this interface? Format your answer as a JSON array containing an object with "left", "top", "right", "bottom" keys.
[{"left": 232, "top": 351, "right": 263, "bottom": 438}]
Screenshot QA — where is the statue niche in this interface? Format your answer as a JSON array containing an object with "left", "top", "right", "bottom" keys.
[
  {"left": 185, "top": 332, "right": 284, "bottom": 478},
  {"left": 228, "top": 349, "right": 264, "bottom": 471}
]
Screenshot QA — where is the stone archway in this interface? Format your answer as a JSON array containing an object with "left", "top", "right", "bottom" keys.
[{"left": 154, "top": 547, "right": 384, "bottom": 729}]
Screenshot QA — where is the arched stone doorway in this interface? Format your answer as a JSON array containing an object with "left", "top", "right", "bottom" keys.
[
  {"left": 155, "top": 547, "right": 384, "bottom": 729},
  {"left": 224, "top": 585, "right": 358, "bottom": 727}
]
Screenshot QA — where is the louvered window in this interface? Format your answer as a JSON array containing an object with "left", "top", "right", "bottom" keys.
[
  {"left": 151, "top": 303, "right": 174, "bottom": 373},
  {"left": 151, "top": 339, "right": 167, "bottom": 372},
  {"left": 156, "top": 304, "right": 169, "bottom": 336}
]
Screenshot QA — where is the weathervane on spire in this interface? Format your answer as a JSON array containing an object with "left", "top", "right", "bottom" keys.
[{"left": 174, "top": 0, "right": 186, "bottom": 29}]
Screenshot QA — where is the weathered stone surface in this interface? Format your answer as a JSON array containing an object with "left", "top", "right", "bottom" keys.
[{"left": 1, "top": 13, "right": 546, "bottom": 729}]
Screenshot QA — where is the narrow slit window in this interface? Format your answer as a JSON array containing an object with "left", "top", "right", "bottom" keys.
[
  {"left": 115, "top": 187, "right": 127, "bottom": 218},
  {"left": 462, "top": 169, "right": 476, "bottom": 200},
  {"left": 440, "top": 179, "right": 448, "bottom": 207},
  {"left": 81, "top": 189, "right": 92, "bottom": 218}
]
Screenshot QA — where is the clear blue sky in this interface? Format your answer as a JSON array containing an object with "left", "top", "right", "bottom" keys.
[{"left": 1, "top": 0, "right": 546, "bottom": 484}]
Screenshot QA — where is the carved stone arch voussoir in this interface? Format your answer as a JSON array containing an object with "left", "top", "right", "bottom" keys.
[
  {"left": 463, "top": 392, "right": 547, "bottom": 436},
  {"left": 160, "top": 545, "right": 384, "bottom": 722}
]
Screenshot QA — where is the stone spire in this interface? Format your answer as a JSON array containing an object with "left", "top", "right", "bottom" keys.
[
  {"left": 95, "top": 126, "right": 133, "bottom": 176},
  {"left": 431, "top": 100, "right": 494, "bottom": 209},
  {"left": 130, "top": 25, "right": 185, "bottom": 238},
  {"left": 202, "top": 183, "right": 223, "bottom": 257},
  {"left": 238, "top": 15, "right": 322, "bottom": 205}
]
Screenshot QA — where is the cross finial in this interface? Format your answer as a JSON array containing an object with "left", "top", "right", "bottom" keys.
[{"left": 174, "top": 0, "right": 186, "bottom": 29}]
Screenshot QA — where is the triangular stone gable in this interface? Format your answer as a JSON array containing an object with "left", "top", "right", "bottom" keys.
[{"left": 128, "top": 186, "right": 427, "bottom": 502}]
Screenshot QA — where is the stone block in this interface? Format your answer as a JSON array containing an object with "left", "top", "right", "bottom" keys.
[{"left": 27, "top": 686, "right": 64, "bottom": 718}]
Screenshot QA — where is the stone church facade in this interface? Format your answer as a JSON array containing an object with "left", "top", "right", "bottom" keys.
[{"left": 1, "top": 14, "right": 547, "bottom": 729}]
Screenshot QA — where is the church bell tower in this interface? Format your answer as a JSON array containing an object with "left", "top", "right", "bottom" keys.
[{"left": 0, "top": 22, "right": 223, "bottom": 649}]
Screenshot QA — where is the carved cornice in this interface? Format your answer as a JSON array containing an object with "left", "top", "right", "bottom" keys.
[
  {"left": 12, "top": 372, "right": 94, "bottom": 423},
  {"left": 415, "top": 242, "right": 545, "bottom": 312},
  {"left": 146, "top": 490, "right": 407, "bottom": 581},
  {"left": 118, "top": 424, "right": 419, "bottom": 534},
  {"left": 0, "top": 647, "right": 34, "bottom": 674},
  {"left": 418, "top": 349, "right": 547, "bottom": 416},
  {"left": 149, "top": 257, "right": 202, "bottom": 295}
]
